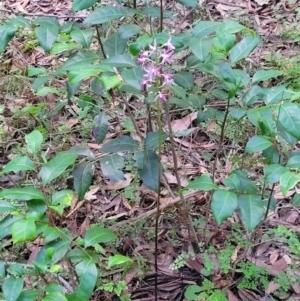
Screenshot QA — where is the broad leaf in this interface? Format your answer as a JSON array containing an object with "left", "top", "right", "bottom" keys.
[
  {"left": 173, "top": 72, "right": 194, "bottom": 89},
  {"left": 121, "top": 66, "right": 144, "bottom": 91},
  {"left": 92, "top": 113, "right": 108, "bottom": 144},
  {"left": 108, "top": 255, "right": 133, "bottom": 268},
  {"left": 100, "top": 154, "right": 125, "bottom": 181},
  {"left": 84, "top": 225, "right": 116, "bottom": 248},
  {"left": 103, "top": 33, "right": 128, "bottom": 57},
  {"left": 118, "top": 24, "right": 141, "bottom": 39},
  {"left": 265, "top": 85, "right": 291, "bottom": 104},
  {"left": 3, "top": 156, "right": 35, "bottom": 173},
  {"left": 280, "top": 171, "right": 300, "bottom": 196},
  {"left": 144, "top": 131, "right": 168, "bottom": 150},
  {"left": 223, "top": 173, "right": 240, "bottom": 190},
  {"left": 141, "top": 7, "right": 172, "bottom": 18},
  {"left": 64, "top": 146, "right": 94, "bottom": 157},
  {"left": 232, "top": 170, "right": 257, "bottom": 193},
  {"left": 35, "top": 26, "right": 58, "bottom": 53},
  {"left": 278, "top": 103, "right": 300, "bottom": 140},
  {"left": 101, "top": 136, "right": 139, "bottom": 153},
  {"left": 192, "top": 21, "right": 222, "bottom": 38},
  {"left": 245, "top": 136, "right": 272, "bottom": 153},
  {"left": 252, "top": 69, "right": 282, "bottom": 83},
  {"left": 72, "top": 0, "right": 98, "bottom": 11},
  {"left": 229, "top": 108, "right": 246, "bottom": 120},
  {"left": 0, "top": 25, "right": 17, "bottom": 53},
  {"left": 185, "top": 174, "right": 217, "bottom": 191},
  {"left": 292, "top": 194, "right": 300, "bottom": 206},
  {"left": 100, "top": 74, "right": 121, "bottom": 91},
  {"left": 12, "top": 218, "right": 36, "bottom": 243},
  {"left": 189, "top": 37, "right": 214, "bottom": 62},
  {"left": 0, "top": 200, "right": 16, "bottom": 213},
  {"left": 71, "top": 29, "right": 94, "bottom": 48},
  {"left": 229, "top": 35, "right": 260, "bottom": 63},
  {"left": 8, "top": 16, "right": 31, "bottom": 28},
  {"left": 3, "top": 278, "right": 24, "bottom": 301},
  {"left": 36, "top": 17, "right": 60, "bottom": 28},
  {"left": 68, "top": 69, "right": 99, "bottom": 84},
  {"left": 50, "top": 190, "right": 73, "bottom": 216},
  {"left": 264, "top": 164, "right": 287, "bottom": 183},
  {"left": 0, "top": 215, "right": 22, "bottom": 240},
  {"left": 39, "top": 153, "right": 77, "bottom": 184},
  {"left": 101, "top": 54, "right": 136, "bottom": 68},
  {"left": 215, "top": 31, "right": 235, "bottom": 52},
  {"left": 84, "top": 7, "right": 136, "bottom": 24},
  {"left": 51, "top": 42, "right": 78, "bottom": 54},
  {"left": 43, "top": 292, "right": 68, "bottom": 301},
  {"left": 286, "top": 153, "right": 300, "bottom": 170},
  {"left": 238, "top": 194, "right": 264, "bottom": 231},
  {"left": 177, "top": 0, "right": 197, "bottom": 7},
  {"left": 242, "top": 85, "right": 263, "bottom": 106},
  {"left": 16, "top": 289, "right": 40, "bottom": 301},
  {"left": 139, "top": 149, "right": 161, "bottom": 192},
  {"left": 72, "top": 162, "right": 94, "bottom": 201},
  {"left": 222, "top": 20, "right": 245, "bottom": 33},
  {"left": 211, "top": 190, "right": 238, "bottom": 224},
  {"left": 25, "top": 130, "right": 44, "bottom": 154},
  {"left": 0, "top": 187, "right": 45, "bottom": 201},
  {"left": 27, "top": 199, "right": 47, "bottom": 216}
]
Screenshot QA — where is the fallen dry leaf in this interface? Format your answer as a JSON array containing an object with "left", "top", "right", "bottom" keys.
[{"left": 170, "top": 112, "right": 197, "bottom": 133}]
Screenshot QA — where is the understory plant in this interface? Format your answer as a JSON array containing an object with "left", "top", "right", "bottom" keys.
[{"left": 1, "top": 0, "right": 300, "bottom": 300}]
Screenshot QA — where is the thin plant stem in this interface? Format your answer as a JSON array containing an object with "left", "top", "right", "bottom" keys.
[
  {"left": 164, "top": 103, "right": 200, "bottom": 247},
  {"left": 95, "top": 25, "right": 106, "bottom": 58},
  {"left": 159, "top": 0, "right": 163, "bottom": 32}
]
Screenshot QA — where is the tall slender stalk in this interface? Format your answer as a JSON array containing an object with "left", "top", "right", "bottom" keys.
[{"left": 159, "top": 0, "right": 163, "bottom": 32}]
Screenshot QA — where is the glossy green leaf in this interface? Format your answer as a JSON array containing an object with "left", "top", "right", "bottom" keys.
[
  {"left": 264, "top": 164, "right": 287, "bottom": 183},
  {"left": 72, "top": 0, "right": 97, "bottom": 11},
  {"left": 25, "top": 130, "right": 44, "bottom": 155},
  {"left": 229, "top": 108, "right": 246, "bottom": 120},
  {"left": 277, "top": 120, "right": 297, "bottom": 145},
  {"left": 0, "top": 25, "right": 17, "bottom": 53},
  {"left": 66, "top": 248, "right": 98, "bottom": 262},
  {"left": 245, "top": 136, "right": 272, "bottom": 153},
  {"left": 141, "top": 7, "right": 172, "bottom": 18},
  {"left": 0, "top": 187, "right": 45, "bottom": 201},
  {"left": 32, "top": 75, "right": 53, "bottom": 91},
  {"left": 0, "top": 261, "right": 5, "bottom": 278},
  {"left": 92, "top": 113, "right": 108, "bottom": 144},
  {"left": 144, "top": 131, "right": 168, "bottom": 150},
  {"left": 173, "top": 72, "right": 194, "bottom": 89},
  {"left": 280, "top": 171, "right": 300, "bottom": 196},
  {"left": 189, "top": 37, "right": 214, "bottom": 62},
  {"left": 3, "top": 278, "right": 24, "bottom": 301},
  {"left": 101, "top": 136, "right": 139, "bottom": 153},
  {"left": 192, "top": 21, "right": 222, "bottom": 38},
  {"left": 185, "top": 173, "right": 217, "bottom": 191},
  {"left": 8, "top": 16, "right": 31, "bottom": 28},
  {"left": 129, "top": 35, "right": 153, "bottom": 55},
  {"left": 286, "top": 153, "right": 300, "bottom": 170},
  {"left": 3, "top": 156, "right": 35, "bottom": 173},
  {"left": 27, "top": 67, "right": 47, "bottom": 77},
  {"left": 36, "top": 17, "right": 60, "bottom": 28},
  {"left": 39, "top": 153, "right": 77, "bottom": 184},
  {"left": 292, "top": 194, "right": 300, "bottom": 206},
  {"left": 84, "top": 226, "right": 116, "bottom": 248},
  {"left": 185, "top": 284, "right": 202, "bottom": 300},
  {"left": 121, "top": 66, "right": 144, "bottom": 91},
  {"left": 222, "top": 20, "right": 245, "bottom": 33},
  {"left": 0, "top": 216, "right": 22, "bottom": 240},
  {"left": 100, "top": 154, "right": 125, "bottom": 181},
  {"left": 73, "top": 162, "right": 94, "bottom": 201},
  {"left": 223, "top": 173, "right": 240, "bottom": 190},
  {"left": 211, "top": 190, "right": 238, "bottom": 224},
  {"left": 43, "top": 292, "right": 67, "bottom": 301},
  {"left": 247, "top": 107, "right": 276, "bottom": 133},
  {"left": 103, "top": 33, "right": 127, "bottom": 57},
  {"left": 108, "top": 255, "right": 133, "bottom": 268},
  {"left": 0, "top": 200, "right": 16, "bottom": 213},
  {"left": 16, "top": 289, "right": 40, "bottom": 301},
  {"left": 118, "top": 24, "right": 141, "bottom": 39},
  {"left": 215, "top": 31, "right": 235, "bottom": 52},
  {"left": 64, "top": 147, "right": 94, "bottom": 157},
  {"left": 233, "top": 69, "right": 250, "bottom": 86},
  {"left": 100, "top": 74, "right": 120, "bottom": 90},
  {"left": 177, "top": 0, "right": 197, "bottom": 8},
  {"left": 50, "top": 190, "right": 73, "bottom": 216},
  {"left": 68, "top": 69, "right": 99, "bottom": 85},
  {"left": 51, "top": 43, "right": 78, "bottom": 54},
  {"left": 139, "top": 149, "right": 161, "bottom": 192},
  {"left": 278, "top": 103, "right": 300, "bottom": 140},
  {"left": 27, "top": 199, "right": 47, "bottom": 216},
  {"left": 252, "top": 69, "right": 282, "bottom": 83},
  {"left": 229, "top": 35, "right": 260, "bottom": 63},
  {"left": 12, "top": 218, "right": 36, "bottom": 243},
  {"left": 238, "top": 194, "right": 264, "bottom": 231},
  {"left": 101, "top": 54, "right": 136, "bottom": 68},
  {"left": 84, "top": 7, "right": 136, "bottom": 24},
  {"left": 35, "top": 26, "right": 58, "bottom": 53},
  {"left": 265, "top": 85, "right": 291, "bottom": 104},
  {"left": 242, "top": 85, "right": 262, "bottom": 106}
]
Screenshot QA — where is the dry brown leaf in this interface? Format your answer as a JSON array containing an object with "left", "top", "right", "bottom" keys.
[
  {"left": 269, "top": 251, "right": 280, "bottom": 265},
  {"left": 106, "top": 174, "right": 132, "bottom": 190},
  {"left": 266, "top": 281, "right": 280, "bottom": 294},
  {"left": 170, "top": 112, "right": 197, "bottom": 133},
  {"left": 227, "top": 289, "right": 240, "bottom": 301}
]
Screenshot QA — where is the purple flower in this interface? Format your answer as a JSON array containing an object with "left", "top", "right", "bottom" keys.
[
  {"left": 148, "top": 39, "right": 157, "bottom": 54},
  {"left": 162, "top": 37, "right": 175, "bottom": 52},
  {"left": 161, "top": 72, "right": 174, "bottom": 86},
  {"left": 160, "top": 48, "right": 174, "bottom": 64},
  {"left": 143, "top": 64, "right": 161, "bottom": 82},
  {"left": 137, "top": 51, "right": 150, "bottom": 65},
  {"left": 157, "top": 90, "right": 168, "bottom": 102}
]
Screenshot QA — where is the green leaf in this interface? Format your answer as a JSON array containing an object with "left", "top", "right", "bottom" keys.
[
  {"left": 0, "top": 200, "right": 16, "bottom": 213},
  {"left": 144, "top": 131, "right": 168, "bottom": 150},
  {"left": 100, "top": 74, "right": 121, "bottom": 91},
  {"left": 232, "top": 170, "right": 258, "bottom": 193},
  {"left": 185, "top": 173, "right": 217, "bottom": 191},
  {"left": 39, "top": 153, "right": 77, "bottom": 184},
  {"left": 129, "top": 35, "right": 153, "bottom": 55},
  {"left": 68, "top": 69, "right": 99, "bottom": 85},
  {"left": 245, "top": 136, "right": 272, "bottom": 153},
  {"left": 242, "top": 85, "right": 263, "bottom": 106},
  {"left": 264, "top": 164, "right": 287, "bottom": 183},
  {"left": 265, "top": 85, "right": 290, "bottom": 104},
  {"left": 43, "top": 292, "right": 67, "bottom": 301},
  {"left": 278, "top": 103, "right": 300, "bottom": 140},
  {"left": 8, "top": 16, "right": 31, "bottom": 28},
  {"left": 35, "top": 26, "right": 58, "bottom": 53},
  {"left": 72, "top": 0, "right": 97, "bottom": 11},
  {"left": 36, "top": 17, "right": 60, "bottom": 28},
  {"left": 50, "top": 190, "right": 73, "bottom": 216},
  {"left": 0, "top": 261, "right": 5, "bottom": 278},
  {"left": 84, "top": 7, "right": 136, "bottom": 24},
  {"left": 139, "top": 149, "right": 161, "bottom": 192},
  {"left": 0, "top": 187, "right": 45, "bottom": 201},
  {"left": 185, "top": 284, "right": 202, "bottom": 300},
  {"left": 0, "top": 216, "right": 22, "bottom": 240},
  {"left": 100, "top": 154, "right": 125, "bottom": 181},
  {"left": 27, "top": 67, "right": 47, "bottom": 77},
  {"left": 229, "top": 35, "right": 260, "bottom": 63},
  {"left": 141, "top": 7, "right": 172, "bottom": 18},
  {"left": 92, "top": 113, "right": 108, "bottom": 144},
  {"left": 223, "top": 173, "right": 240, "bottom": 190},
  {"left": 192, "top": 21, "right": 222, "bottom": 38},
  {"left": 177, "top": 0, "right": 197, "bottom": 7},
  {"left": 252, "top": 69, "right": 282, "bottom": 83},
  {"left": 84, "top": 226, "right": 116, "bottom": 248},
  {"left": 280, "top": 171, "right": 300, "bottom": 196},
  {"left": 64, "top": 147, "right": 94, "bottom": 157},
  {"left": 103, "top": 33, "right": 128, "bottom": 57},
  {"left": 108, "top": 255, "right": 133, "bottom": 268},
  {"left": 51, "top": 42, "right": 78, "bottom": 54},
  {"left": 3, "top": 156, "right": 35, "bottom": 173},
  {"left": 121, "top": 66, "right": 144, "bottom": 91},
  {"left": 287, "top": 153, "right": 300, "bottom": 170},
  {"left": 101, "top": 136, "right": 139, "bottom": 153},
  {"left": 215, "top": 31, "right": 235, "bottom": 52},
  {"left": 229, "top": 108, "right": 246, "bottom": 120},
  {"left": 101, "top": 54, "right": 136, "bottom": 68},
  {"left": 189, "top": 37, "right": 214, "bottom": 62},
  {"left": 222, "top": 20, "right": 245, "bottom": 33},
  {"left": 292, "top": 194, "right": 300, "bottom": 206},
  {"left": 118, "top": 24, "right": 141, "bottom": 39},
  {"left": 233, "top": 69, "right": 250, "bottom": 86},
  {"left": 0, "top": 25, "right": 17, "bottom": 53},
  {"left": 12, "top": 218, "right": 36, "bottom": 243},
  {"left": 72, "top": 163, "right": 94, "bottom": 201},
  {"left": 28, "top": 199, "right": 47, "bottom": 216},
  {"left": 16, "top": 289, "right": 40, "bottom": 301},
  {"left": 32, "top": 75, "right": 53, "bottom": 91},
  {"left": 211, "top": 190, "right": 238, "bottom": 224},
  {"left": 247, "top": 106, "right": 275, "bottom": 129},
  {"left": 277, "top": 120, "right": 297, "bottom": 145},
  {"left": 173, "top": 72, "right": 194, "bottom": 89},
  {"left": 3, "top": 278, "right": 24, "bottom": 301},
  {"left": 238, "top": 195, "right": 264, "bottom": 231}
]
